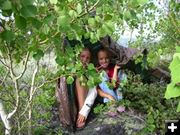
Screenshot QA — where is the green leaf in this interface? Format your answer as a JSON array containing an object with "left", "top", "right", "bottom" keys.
[
  {"left": 177, "top": 101, "right": 180, "bottom": 112},
  {"left": 69, "top": 10, "right": 78, "bottom": 18},
  {"left": 75, "top": 63, "right": 83, "bottom": 70},
  {"left": 1, "top": 9, "right": 12, "bottom": 17},
  {"left": 137, "top": 0, "right": 148, "bottom": 5},
  {"left": 104, "top": 14, "right": 112, "bottom": 21},
  {"left": 42, "top": 24, "right": 50, "bottom": 35},
  {"left": 176, "top": 46, "right": 180, "bottom": 53},
  {"left": 165, "top": 83, "right": 180, "bottom": 99},
  {"left": 124, "top": 10, "right": 131, "bottom": 20},
  {"left": 102, "top": 21, "right": 114, "bottom": 35},
  {"left": 33, "top": 49, "right": 44, "bottom": 60},
  {"left": 50, "top": 0, "right": 57, "bottom": 4},
  {"left": 165, "top": 53, "right": 180, "bottom": 100},
  {"left": 15, "top": 16, "right": 27, "bottom": 29},
  {"left": 87, "top": 79, "right": 94, "bottom": 88},
  {"left": 66, "top": 76, "right": 74, "bottom": 84},
  {"left": 57, "top": 15, "right": 70, "bottom": 27},
  {"left": 30, "top": 18, "right": 42, "bottom": 29},
  {"left": 1, "top": 0, "right": 12, "bottom": 10},
  {"left": 88, "top": 63, "right": 95, "bottom": 70},
  {"left": 76, "top": 3, "right": 82, "bottom": 14},
  {"left": 169, "top": 53, "right": 180, "bottom": 83},
  {"left": 95, "top": 16, "right": 101, "bottom": 22},
  {"left": 55, "top": 56, "right": 65, "bottom": 65},
  {"left": 28, "top": 44, "right": 36, "bottom": 52},
  {"left": 88, "top": 18, "right": 96, "bottom": 27},
  {"left": 44, "top": 14, "right": 55, "bottom": 24},
  {"left": 1, "top": 30, "right": 14, "bottom": 42},
  {"left": 97, "top": 28, "right": 106, "bottom": 37},
  {"left": 147, "top": 114, "right": 154, "bottom": 124},
  {"left": 21, "top": 0, "right": 35, "bottom": 6},
  {"left": 89, "top": 32, "right": 97, "bottom": 43},
  {"left": 20, "top": 5, "right": 37, "bottom": 17}
]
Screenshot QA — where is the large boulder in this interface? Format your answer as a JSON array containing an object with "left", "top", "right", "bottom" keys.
[
  {"left": 74, "top": 109, "right": 145, "bottom": 135},
  {"left": 58, "top": 105, "right": 146, "bottom": 135}
]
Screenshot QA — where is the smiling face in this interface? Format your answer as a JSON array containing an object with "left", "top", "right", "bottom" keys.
[
  {"left": 97, "top": 50, "right": 110, "bottom": 69},
  {"left": 80, "top": 49, "right": 91, "bottom": 65}
]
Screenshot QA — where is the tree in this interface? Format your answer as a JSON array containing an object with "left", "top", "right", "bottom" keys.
[{"left": 0, "top": 0, "right": 166, "bottom": 134}]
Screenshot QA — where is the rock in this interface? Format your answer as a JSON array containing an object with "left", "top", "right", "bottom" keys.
[
  {"left": 75, "top": 123, "right": 124, "bottom": 135},
  {"left": 57, "top": 106, "right": 146, "bottom": 135}
]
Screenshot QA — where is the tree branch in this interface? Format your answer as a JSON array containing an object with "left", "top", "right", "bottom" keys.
[
  {"left": 0, "top": 71, "right": 9, "bottom": 86},
  {"left": 4, "top": 44, "right": 15, "bottom": 78},
  {"left": 28, "top": 61, "right": 39, "bottom": 135},
  {"left": 4, "top": 44, "right": 20, "bottom": 120},
  {"left": 168, "top": 12, "right": 180, "bottom": 34},
  {"left": 0, "top": 59, "right": 9, "bottom": 70},
  {"left": 0, "top": 101, "right": 11, "bottom": 135},
  {"left": 71, "top": 0, "right": 100, "bottom": 23},
  {"left": 39, "top": 31, "right": 59, "bottom": 45},
  {"left": 20, "top": 62, "right": 39, "bottom": 118},
  {"left": 84, "top": 0, "right": 89, "bottom": 14},
  {"left": 15, "top": 52, "right": 30, "bottom": 80},
  {"left": 7, "top": 77, "right": 20, "bottom": 119}
]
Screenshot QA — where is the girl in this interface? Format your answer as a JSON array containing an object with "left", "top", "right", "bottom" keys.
[
  {"left": 97, "top": 48, "right": 127, "bottom": 103},
  {"left": 75, "top": 48, "right": 97, "bottom": 129}
]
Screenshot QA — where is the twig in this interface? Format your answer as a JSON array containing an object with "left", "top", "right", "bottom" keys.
[
  {"left": 39, "top": 31, "right": 59, "bottom": 45},
  {"left": 35, "top": 76, "right": 60, "bottom": 90},
  {"left": 0, "top": 97, "right": 15, "bottom": 107},
  {"left": 168, "top": 12, "right": 180, "bottom": 34},
  {"left": 4, "top": 44, "right": 15, "bottom": 77},
  {"left": 84, "top": 0, "right": 89, "bottom": 14},
  {"left": 15, "top": 52, "right": 30, "bottom": 80},
  {"left": 20, "top": 63, "right": 39, "bottom": 118},
  {"left": 16, "top": 118, "right": 31, "bottom": 133},
  {"left": 20, "top": 72, "right": 77, "bottom": 118},
  {"left": 71, "top": 0, "right": 100, "bottom": 23},
  {"left": 0, "top": 70, "right": 9, "bottom": 85},
  {"left": 0, "top": 58, "right": 10, "bottom": 69}
]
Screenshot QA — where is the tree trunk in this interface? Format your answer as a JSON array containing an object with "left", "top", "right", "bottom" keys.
[
  {"left": 0, "top": 101, "right": 11, "bottom": 135},
  {"left": 28, "top": 63, "right": 39, "bottom": 135},
  {"left": 28, "top": 107, "right": 32, "bottom": 135}
]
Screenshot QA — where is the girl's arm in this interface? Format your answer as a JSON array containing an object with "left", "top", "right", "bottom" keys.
[
  {"left": 79, "top": 87, "right": 97, "bottom": 119},
  {"left": 97, "top": 87, "right": 115, "bottom": 101},
  {"left": 112, "top": 64, "right": 120, "bottom": 81}
]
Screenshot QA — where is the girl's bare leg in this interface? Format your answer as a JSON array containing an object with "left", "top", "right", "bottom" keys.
[
  {"left": 75, "top": 78, "right": 88, "bottom": 111},
  {"left": 75, "top": 78, "right": 88, "bottom": 124}
]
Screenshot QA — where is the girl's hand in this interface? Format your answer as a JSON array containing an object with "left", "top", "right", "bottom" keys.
[
  {"left": 107, "top": 95, "right": 116, "bottom": 101},
  {"left": 114, "top": 64, "right": 120, "bottom": 70},
  {"left": 77, "top": 113, "right": 86, "bottom": 123}
]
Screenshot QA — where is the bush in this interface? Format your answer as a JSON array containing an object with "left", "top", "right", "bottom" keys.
[{"left": 121, "top": 71, "right": 180, "bottom": 134}]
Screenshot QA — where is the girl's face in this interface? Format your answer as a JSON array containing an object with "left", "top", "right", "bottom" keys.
[
  {"left": 98, "top": 51, "right": 110, "bottom": 69},
  {"left": 80, "top": 50, "right": 91, "bottom": 65}
]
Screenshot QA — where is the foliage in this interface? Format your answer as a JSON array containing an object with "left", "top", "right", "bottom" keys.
[
  {"left": 130, "top": 0, "right": 179, "bottom": 68},
  {"left": 121, "top": 71, "right": 180, "bottom": 134},
  {"left": 0, "top": 0, "right": 179, "bottom": 134},
  {"left": 165, "top": 46, "right": 180, "bottom": 112},
  {"left": 0, "top": 0, "right": 154, "bottom": 86},
  {"left": 93, "top": 71, "right": 179, "bottom": 134},
  {"left": 0, "top": 65, "right": 60, "bottom": 134},
  {"left": 0, "top": 0, "right": 152, "bottom": 134},
  {"left": 93, "top": 101, "right": 114, "bottom": 115}
]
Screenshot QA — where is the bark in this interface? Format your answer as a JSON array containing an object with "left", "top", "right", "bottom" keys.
[
  {"left": 0, "top": 101, "right": 11, "bottom": 135},
  {"left": 28, "top": 63, "right": 39, "bottom": 135}
]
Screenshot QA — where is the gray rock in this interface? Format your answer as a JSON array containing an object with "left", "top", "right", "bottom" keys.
[{"left": 60, "top": 107, "right": 146, "bottom": 135}]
